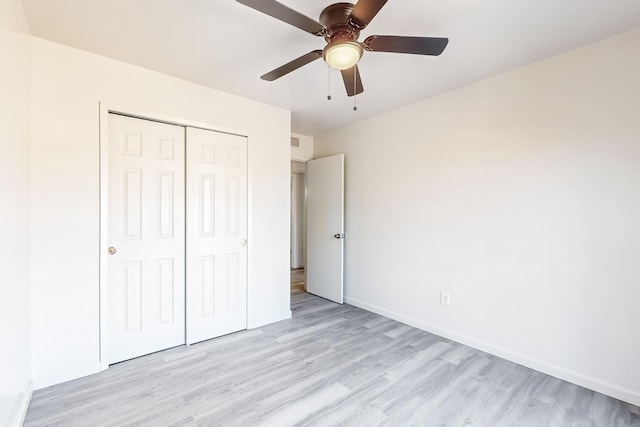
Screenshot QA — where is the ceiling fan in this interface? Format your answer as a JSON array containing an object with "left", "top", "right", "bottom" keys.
[{"left": 236, "top": 0, "right": 449, "bottom": 97}]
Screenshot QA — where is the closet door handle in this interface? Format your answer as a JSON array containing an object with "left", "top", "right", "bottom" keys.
[{"left": 108, "top": 246, "right": 117, "bottom": 255}]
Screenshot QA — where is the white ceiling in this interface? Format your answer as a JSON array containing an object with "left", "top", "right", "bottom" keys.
[{"left": 21, "top": 0, "right": 640, "bottom": 136}]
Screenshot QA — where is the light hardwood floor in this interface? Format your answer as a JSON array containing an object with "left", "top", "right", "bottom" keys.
[
  {"left": 291, "top": 268, "right": 305, "bottom": 292},
  {"left": 25, "top": 286, "right": 640, "bottom": 426}
]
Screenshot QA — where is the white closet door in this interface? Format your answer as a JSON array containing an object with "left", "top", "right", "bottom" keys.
[
  {"left": 185, "top": 127, "right": 248, "bottom": 345},
  {"left": 108, "top": 114, "right": 186, "bottom": 364}
]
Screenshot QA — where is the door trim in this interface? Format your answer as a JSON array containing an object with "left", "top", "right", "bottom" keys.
[{"left": 98, "top": 102, "right": 249, "bottom": 370}]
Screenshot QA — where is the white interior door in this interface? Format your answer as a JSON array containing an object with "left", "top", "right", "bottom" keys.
[
  {"left": 306, "top": 154, "right": 344, "bottom": 303},
  {"left": 108, "top": 114, "right": 186, "bottom": 364},
  {"left": 185, "top": 127, "right": 248, "bottom": 345}
]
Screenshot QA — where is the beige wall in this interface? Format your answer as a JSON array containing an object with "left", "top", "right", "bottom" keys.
[
  {"left": 0, "top": 0, "right": 32, "bottom": 424},
  {"left": 315, "top": 27, "right": 640, "bottom": 405},
  {"left": 30, "top": 38, "right": 291, "bottom": 387}
]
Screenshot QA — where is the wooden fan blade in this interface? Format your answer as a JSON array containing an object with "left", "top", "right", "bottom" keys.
[
  {"left": 350, "top": 0, "right": 388, "bottom": 29},
  {"left": 236, "top": 0, "right": 325, "bottom": 36},
  {"left": 261, "top": 50, "right": 323, "bottom": 81},
  {"left": 341, "top": 65, "right": 364, "bottom": 97},
  {"left": 364, "top": 35, "right": 449, "bottom": 55}
]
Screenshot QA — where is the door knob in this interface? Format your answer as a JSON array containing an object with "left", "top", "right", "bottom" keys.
[
  {"left": 108, "top": 246, "right": 117, "bottom": 255},
  {"left": 334, "top": 233, "right": 344, "bottom": 239},
  {"left": 241, "top": 239, "right": 248, "bottom": 246}
]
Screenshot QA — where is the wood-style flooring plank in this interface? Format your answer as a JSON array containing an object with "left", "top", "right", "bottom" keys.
[{"left": 24, "top": 288, "right": 640, "bottom": 426}]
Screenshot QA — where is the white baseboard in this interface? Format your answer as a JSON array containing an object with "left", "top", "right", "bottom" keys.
[
  {"left": 15, "top": 380, "right": 33, "bottom": 427},
  {"left": 0, "top": 380, "right": 33, "bottom": 427},
  {"left": 248, "top": 310, "right": 292, "bottom": 329},
  {"left": 32, "top": 362, "right": 103, "bottom": 390},
  {"left": 345, "top": 296, "right": 640, "bottom": 407}
]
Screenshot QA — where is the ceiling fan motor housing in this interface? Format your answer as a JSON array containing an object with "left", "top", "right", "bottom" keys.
[{"left": 320, "top": 3, "right": 360, "bottom": 43}]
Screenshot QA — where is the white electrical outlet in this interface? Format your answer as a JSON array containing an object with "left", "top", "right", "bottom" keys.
[{"left": 440, "top": 292, "right": 451, "bottom": 307}]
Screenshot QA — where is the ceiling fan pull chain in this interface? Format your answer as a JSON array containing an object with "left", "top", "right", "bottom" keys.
[
  {"left": 353, "top": 71, "right": 358, "bottom": 111},
  {"left": 327, "top": 64, "right": 332, "bottom": 101}
]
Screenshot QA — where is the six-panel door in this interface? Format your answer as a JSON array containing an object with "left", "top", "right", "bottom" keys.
[
  {"left": 108, "top": 114, "right": 187, "bottom": 364},
  {"left": 185, "top": 127, "right": 248, "bottom": 345}
]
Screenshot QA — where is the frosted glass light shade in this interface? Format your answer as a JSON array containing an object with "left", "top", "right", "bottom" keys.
[{"left": 323, "top": 41, "right": 363, "bottom": 70}]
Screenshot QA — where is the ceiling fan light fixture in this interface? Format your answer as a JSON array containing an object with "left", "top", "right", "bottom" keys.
[{"left": 323, "top": 40, "right": 363, "bottom": 70}]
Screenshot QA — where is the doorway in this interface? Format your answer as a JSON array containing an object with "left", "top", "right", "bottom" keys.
[
  {"left": 291, "top": 161, "right": 306, "bottom": 297},
  {"left": 289, "top": 154, "right": 345, "bottom": 305}
]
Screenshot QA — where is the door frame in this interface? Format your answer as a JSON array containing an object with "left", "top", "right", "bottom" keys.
[{"left": 98, "top": 103, "right": 250, "bottom": 370}]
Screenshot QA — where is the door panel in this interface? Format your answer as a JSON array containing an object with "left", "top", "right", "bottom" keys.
[
  {"left": 108, "top": 114, "right": 186, "bottom": 364},
  {"left": 186, "top": 127, "right": 248, "bottom": 344},
  {"left": 306, "top": 154, "right": 345, "bottom": 304}
]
